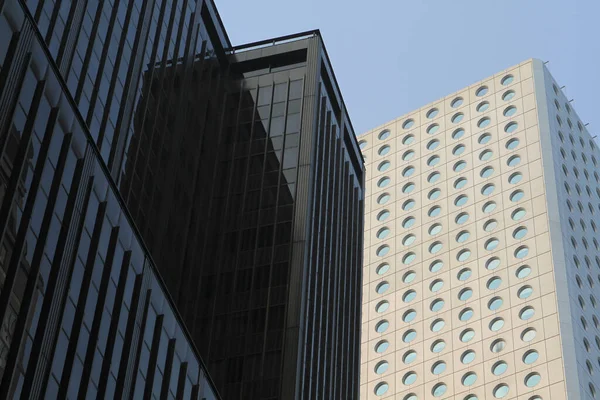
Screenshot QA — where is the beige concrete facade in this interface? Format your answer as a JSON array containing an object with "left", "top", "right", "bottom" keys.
[{"left": 359, "top": 59, "right": 599, "bottom": 399}]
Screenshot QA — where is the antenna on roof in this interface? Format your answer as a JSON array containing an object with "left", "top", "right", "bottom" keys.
[{"left": 543, "top": 60, "right": 549, "bottom": 64}]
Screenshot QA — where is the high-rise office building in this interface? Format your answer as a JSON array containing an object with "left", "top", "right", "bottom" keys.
[
  {"left": 0, "top": 0, "right": 364, "bottom": 399},
  {"left": 0, "top": 0, "right": 228, "bottom": 398},
  {"left": 360, "top": 59, "right": 599, "bottom": 400},
  {"left": 123, "top": 32, "right": 365, "bottom": 399}
]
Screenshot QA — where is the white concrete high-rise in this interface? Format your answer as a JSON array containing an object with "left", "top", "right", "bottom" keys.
[{"left": 359, "top": 59, "right": 599, "bottom": 400}]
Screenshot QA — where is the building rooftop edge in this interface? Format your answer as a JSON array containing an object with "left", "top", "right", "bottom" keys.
[
  {"left": 357, "top": 58, "right": 541, "bottom": 137},
  {"left": 229, "top": 30, "right": 362, "bottom": 161}
]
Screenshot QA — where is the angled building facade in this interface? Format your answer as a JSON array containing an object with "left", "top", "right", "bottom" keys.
[
  {"left": 122, "top": 32, "right": 365, "bottom": 399},
  {"left": 0, "top": 0, "right": 229, "bottom": 398},
  {"left": 360, "top": 59, "right": 600, "bottom": 400}
]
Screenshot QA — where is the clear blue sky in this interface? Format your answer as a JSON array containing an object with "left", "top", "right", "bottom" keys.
[{"left": 217, "top": 0, "right": 599, "bottom": 135}]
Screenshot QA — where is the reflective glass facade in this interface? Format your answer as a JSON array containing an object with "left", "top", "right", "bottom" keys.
[
  {"left": 0, "top": 0, "right": 364, "bottom": 399},
  {"left": 122, "top": 34, "right": 365, "bottom": 399},
  {"left": 0, "top": 0, "right": 225, "bottom": 398}
]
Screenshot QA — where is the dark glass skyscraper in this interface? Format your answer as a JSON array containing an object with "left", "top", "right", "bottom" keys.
[
  {"left": 121, "top": 32, "right": 365, "bottom": 399},
  {"left": 0, "top": 0, "right": 226, "bottom": 398},
  {"left": 0, "top": 0, "right": 363, "bottom": 399}
]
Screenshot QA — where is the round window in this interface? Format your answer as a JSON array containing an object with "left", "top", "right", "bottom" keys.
[
  {"left": 502, "top": 90, "right": 516, "bottom": 101},
  {"left": 523, "top": 350, "right": 539, "bottom": 364},
  {"left": 402, "top": 309, "right": 417, "bottom": 322},
  {"left": 432, "top": 383, "right": 447, "bottom": 397},
  {"left": 477, "top": 101, "right": 490, "bottom": 112},
  {"left": 451, "top": 97, "right": 463, "bottom": 108},
  {"left": 376, "top": 245, "right": 390, "bottom": 257},
  {"left": 402, "top": 134, "right": 415, "bottom": 144},
  {"left": 481, "top": 183, "right": 495, "bottom": 195},
  {"left": 478, "top": 117, "right": 491, "bottom": 128},
  {"left": 462, "top": 372, "right": 477, "bottom": 386},
  {"left": 493, "top": 384, "right": 509, "bottom": 398},
  {"left": 501, "top": 75, "right": 514, "bottom": 85},
  {"left": 516, "top": 265, "right": 531, "bottom": 278},
  {"left": 431, "top": 339, "right": 446, "bottom": 353},
  {"left": 456, "top": 212, "right": 469, "bottom": 224},
  {"left": 432, "top": 361, "right": 446, "bottom": 375},
  {"left": 524, "top": 373, "right": 541, "bottom": 388},
  {"left": 489, "top": 317, "right": 505, "bottom": 331},
  {"left": 375, "top": 360, "right": 389, "bottom": 375},
  {"left": 510, "top": 190, "right": 524, "bottom": 202},
  {"left": 403, "top": 329, "right": 417, "bottom": 342},
  {"left": 452, "top": 128, "right": 465, "bottom": 139},
  {"left": 375, "top": 320, "right": 389, "bottom": 333},
  {"left": 486, "top": 257, "right": 501, "bottom": 270},
  {"left": 427, "top": 140, "right": 440, "bottom": 150},
  {"left": 378, "top": 130, "right": 391, "bottom": 140},
  {"left": 488, "top": 296, "right": 503, "bottom": 311},
  {"left": 374, "top": 382, "right": 389, "bottom": 396},
  {"left": 402, "top": 270, "right": 416, "bottom": 283},
  {"left": 491, "top": 339, "right": 506, "bottom": 353},
  {"left": 377, "top": 193, "right": 391, "bottom": 204},
  {"left": 402, "top": 350, "right": 416, "bottom": 363},
  {"left": 459, "top": 308, "right": 474, "bottom": 321},
  {"left": 452, "top": 113, "right": 464, "bottom": 123},
  {"left": 376, "top": 301, "right": 390, "bottom": 313},
  {"left": 376, "top": 263, "right": 389, "bottom": 275},
  {"left": 375, "top": 340, "right": 389, "bottom": 353},
  {"left": 506, "top": 138, "right": 519, "bottom": 149},
  {"left": 402, "top": 217, "right": 415, "bottom": 228},
  {"left": 519, "top": 306, "right": 535, "bottom": 320},
  {"left": 458, "top": 288, "right": 473, "bottom": 301},
  {"left": 376, "top": 281, "right": 390, "bottom": 294},
  {"left": 512, "top": 208, "right": 526, "bottom": 221},
  {"left": 455, "top": 195, "right": 468, "bottom": 206},
  {"left": 476, "top": 86, "right": 488, "bottom": 96},
  {"left": 427, "top": 108, "right": 439, "bottom": 119},
  {"left": 456, "top": 231, "right": 470, "bottom": 243},
  {"left": 457, "top": 268, "right": 472, "bottom": 281},
  {"left": 377, "top": 210, "right": 390, "bottom": 221},
  {"left": 430, "top": 318, "right": 445, "bottom": 332},
  {"left": 427, "top": 124, "right": 440, "bottom": 134},
  {"left": 454, "top": 177, "right": 468, "bottom": 189},
  {"left": 377, "top": 177, "right": 391, "bottom": 187},
  {"left": 521, "top": 327, "right": 537, "bottom": 342},
  {"left": 430, "top": 298, "right": 445, "bottom": 312},
  {"left": 403, "top": 252, "right": 416, "bottom": 264},
  {"left": 378, "top": 145, "right": 391, "bottom": 155},
  {"left": 503, "top": 106, "right": 517, "bottom": 117},
  {"left": 461, "top": 350, "right": 476, "bottom": 364},
  {"left": 403, "top": 289, "right": 417, "bottom": 302},
  {"left": 460, "top": 328, "right": 475, "bottom": 342},
  {"left": 487, "top": 276, "right": 502, "bottom": 290},
  {"left": 478, "top": 133, "right": 492, "bottom": 144},
  {"left": 492, "top": 361, "right": 508, "bottom": 376},
  {"left": 515, "top": 246, "right": 529, "bottom": 259},
  {"left": 457, "top": 249, "right": 471, "bottom": 262},
  {"left": 504, "top": 122, "right": 518, "bottom": 133},
  {"left": 429, "top": 260, "right": 443, "bottom": 272},
  {"left": 402, "top": 234, "right": 416, "bottom": 246},
  {"left": 484, "top": 219, "right": 498, "bottom": 232}
]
